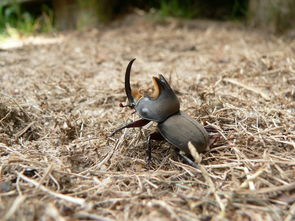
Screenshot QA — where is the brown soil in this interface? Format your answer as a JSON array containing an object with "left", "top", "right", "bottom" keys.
[{"left": 0, "top": 14, "right": 294, "bottom": 221}]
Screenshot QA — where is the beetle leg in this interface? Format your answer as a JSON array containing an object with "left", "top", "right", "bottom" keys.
[
  {"left": 208, "top": 134, "right": 220, "bottom": 148},
  {"left": 204, "top": 125, "right": 218, "bottom": 133},
  {"left": 147, "top": 132, "right": 164, "bottom": 164},
  {"left": 178, "top": 152, "right": 200, "bottom": 169},
  {"left": 110, "top": 119, "right": 150, "bottom": 136},
  {"left": 204, "top": 125, "right": 221, "bottom": 148}
]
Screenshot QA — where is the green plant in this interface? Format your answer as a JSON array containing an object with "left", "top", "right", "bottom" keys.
[
  {"left": 159, "top": 0, "right": 198, "bottom": 19},
  {"left": 229, "top": 0, "right": 248, "bottom": 20},
  {"left": 38, "top": 4, "right": 55, "bottom": 33},
  {"left": 0, "top": 1, "right": 54, "bottom": 38},
  {"left": 77, "top": 0, "right": 100, "bottom": 30}
]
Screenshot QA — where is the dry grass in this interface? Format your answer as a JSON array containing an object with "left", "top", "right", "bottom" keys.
[{"left": 0, "top": 14, "right": 294, "bottom": 220}]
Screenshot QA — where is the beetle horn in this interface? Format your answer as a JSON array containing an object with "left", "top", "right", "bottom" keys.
[{"left": 125, "top": 58, "right": 136, "bottom": 107}]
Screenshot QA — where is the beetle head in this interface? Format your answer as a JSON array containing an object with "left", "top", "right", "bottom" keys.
[{"left": 124, "top": 59, "right": 180, "bottom": 122}]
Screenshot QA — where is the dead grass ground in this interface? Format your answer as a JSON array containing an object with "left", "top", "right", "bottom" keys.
[{"left": 0, "top": 14, "right": 294, "bottom": 221}]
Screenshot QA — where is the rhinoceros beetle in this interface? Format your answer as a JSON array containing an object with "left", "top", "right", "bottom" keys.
[{"left": 111, "top": 58, "right": 210, "bottom": 162}]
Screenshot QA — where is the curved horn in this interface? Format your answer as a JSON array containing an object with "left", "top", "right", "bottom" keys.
[{"left": 125, "top": 58, "right": 136, "bottom": 106}]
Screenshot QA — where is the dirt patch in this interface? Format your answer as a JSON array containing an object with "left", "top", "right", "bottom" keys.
[{"left": 0, "top": 14, "right": 294, "bottom": 220}]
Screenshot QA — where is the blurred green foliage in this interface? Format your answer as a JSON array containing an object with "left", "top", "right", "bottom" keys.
[
  {"left": 0, "top": 0, "right": 54, "bottom": 38},
  {"left": 135, "top": 0, "right": 248, "bottom": 20},
  {"left": 0, "top": 0, "right": 248, "bottom": 36},
  {"left": 159, "top": 0, "right": 199, "bottom": 18}
]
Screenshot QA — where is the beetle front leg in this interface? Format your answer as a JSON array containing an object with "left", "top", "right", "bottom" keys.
[
  {"left": 147, "top": 132, "right": 164, "bottom": 164},
  {"left": 110, "top": 119, "right": 150, "bottom": 136}
]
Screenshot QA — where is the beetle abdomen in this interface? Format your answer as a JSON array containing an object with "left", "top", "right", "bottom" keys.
[{"left": 157, "top": 111, "right": 209, "bottom": 154}]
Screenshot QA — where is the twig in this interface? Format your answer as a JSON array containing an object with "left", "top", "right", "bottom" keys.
[
  {"left": 3, "top": 195, "right": 26, "bottom": 220},
  {"left": 239, "top": 167, "right": 265, "bottom": 190},
  {"left": 148, "top": 200, "right": 180, "bottom": 221},
  {"left": 38, "top": 163, "right": 54, "bottom": 188},
  {"left": 18, "top": 173, "right": 86, "bottom": 206},
  {"left": 15, "top": 121, "right": 35, "bottom": 140},
  {"left": 284, "top": 203, "right": 295, "bottom": 221},
  {"left": 239, "top": 182, "right": 295, "bottom": 195},
  {"left": 74, "top": 212, "right": 113, "bottom": 221},
  {"left": 188, "top": 142, "right": 226, "bottom": 219},
  {"left": 45, "top": 203, "right": 67, "bottom": 221},
  {"left": 223, "top": 78, "right": 270, "bottom": 100}
]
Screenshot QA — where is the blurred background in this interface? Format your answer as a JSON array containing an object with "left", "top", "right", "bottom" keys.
[{"left": 0, "top": 0, "right": 295, "bottom": 39}]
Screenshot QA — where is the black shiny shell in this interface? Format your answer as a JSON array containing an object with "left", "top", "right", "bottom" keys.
[
  {"left": 135, "top": 75, "right": 180, "bottom": 122},
  {"left": 157, "top": 111, "right": 208, "bottom": 154}
]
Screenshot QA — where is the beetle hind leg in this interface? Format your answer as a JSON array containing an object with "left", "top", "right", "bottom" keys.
[
  {"left": 204, "top": 125, "right": 221, "bottom": 149},
  {"left": 178, "top": 152, "right": 200, "bottom": 169}
]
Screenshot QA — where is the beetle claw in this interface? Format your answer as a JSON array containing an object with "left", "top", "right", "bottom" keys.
[
  {"left": 145, "top": 157, "right": 152, "bottom": 170},
  {"left": 178, "top": 152, "right": 200, "bottom": 169}
]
